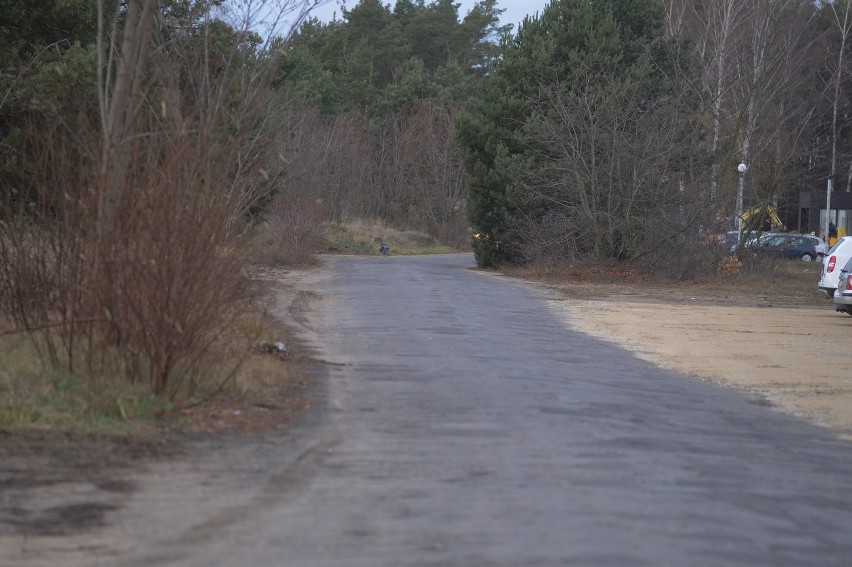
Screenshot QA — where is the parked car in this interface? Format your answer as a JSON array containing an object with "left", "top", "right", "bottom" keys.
[
  {"left": 833, "top": 256, "right": 852, "bottom": 315},
  {"left": 727, "top": 231, "right": 826, "bottom": 259},
  {"left": 753, "top": 233, "right": 820, "bottom": 261},
  {"left": 739, "top": 231, "right": 780, "bottom": 252},
  {"left": 726, "top": 231, "right": 780, "bottom": 253},
  {"left": 818, "top": 236, "right": 852, "bottom": 297}
]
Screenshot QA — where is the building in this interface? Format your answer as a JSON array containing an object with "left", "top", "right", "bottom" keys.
[{"left": 798, "top": 189, "right": 852, "bottom": 236}]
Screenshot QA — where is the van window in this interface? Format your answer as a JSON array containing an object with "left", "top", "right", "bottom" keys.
[{"left": 843, "top": 256, "right": 852, "bottom": 271}]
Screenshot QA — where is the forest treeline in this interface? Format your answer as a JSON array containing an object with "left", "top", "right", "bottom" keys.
[
  {"left": 1, "top": 0, "right": 852, "bottom": 404},
  {"left": 459, "top": 0, "right": 852, "bottom": 271},
  {"left": 267, "top": 0, "right": 852, "bottom": 273},
  {"left": 4, "top": 1, "right": 852, "bottom": 266},
  {"left": 271, "top": 0, "right": 509, "bottom": 244}
]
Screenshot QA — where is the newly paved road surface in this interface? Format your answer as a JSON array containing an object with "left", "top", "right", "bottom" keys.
[{"left": 191, "top": 254, "right": 852, "bottom": 566}]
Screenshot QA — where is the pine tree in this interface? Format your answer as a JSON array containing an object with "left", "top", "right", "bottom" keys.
[{"left": 457, "top": 0, "right": 674, "bottom": 267}]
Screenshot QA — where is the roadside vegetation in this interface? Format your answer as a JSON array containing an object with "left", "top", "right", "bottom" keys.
[
  {"left": 458, "top": 0, "right": 852, "bottom": 276},
  {"left": 505, "top": 256, "right": 827, "bottom": 305},
  {"left": 0, "top": 0, "right": 481, "bottom": 431},
  {"left": 0, "top": 0, "right": 320, "bottom": 431},
  {"left": 2, "top": 0, "right": 851, "bottom": 430}
]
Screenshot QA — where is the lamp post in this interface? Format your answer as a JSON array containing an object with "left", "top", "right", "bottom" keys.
[
  {"left": 736, "top": 162, "right": 747, "bottom": 235},
  {"left": 825, "top": 177, "right": 833, "bottom": 246}
]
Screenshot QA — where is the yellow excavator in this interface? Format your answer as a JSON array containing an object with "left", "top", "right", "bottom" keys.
[
  {"left": 739, "top": 205, "right": 785, "bottom": 233},
  {"left": 740, "top": 205, "right": 847, "bottom": 246}
]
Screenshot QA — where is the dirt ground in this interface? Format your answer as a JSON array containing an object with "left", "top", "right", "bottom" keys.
[
  {"left": 0, "top": 266, "right": 331, "bottom": 563},
  {"left": 513, "top": 261, "right": 852, "bottom": 440}
]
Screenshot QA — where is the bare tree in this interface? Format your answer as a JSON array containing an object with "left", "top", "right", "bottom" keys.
[
  {"left": 395, "top": 102, "right": 467, "bottom": 243},
  {"left": 662, "top": 0, "right": 689, "bottom": 38},
  {"left": 828, "top": 0, "right": 852, "bottom": 186},
  {"left": 666, "top": 0, "right": 821, "bottom": 233},
  {"left": 0, "top": 0, "right": 331, "bottom": 401},
  {"left": 728, "top": 1, "right": 814, "bottom": 218},
  {"left": 276, "top": 101, "right": 468, "bottom": 243},
  {"left": 825, "top": 0, "right": 852, "bottom": 239},
  {"left": 96, "top": 0, "right": 158, "bottom": 248},
  {"left": 691, "top": 0, "right": 749, "bottom": 202},
  {"left": 507, "top": 65, "right": 706, "bottom": 275}
]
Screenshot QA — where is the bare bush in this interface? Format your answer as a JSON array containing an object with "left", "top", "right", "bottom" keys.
[
  {"left": 507, "top": 64, "right": 710, "bottom": 278},
  {"left": 0, "top": 117, "right": 97, "bottom": 372},
  {"left": 264, "top": 195, "right": 327, "bottom": 265},
  {"left": 0, "top": 2, "right": 312, "bottom": 406},
  {"left": 395, "top": 102, "right": 468, "bottom": 245},
  {"left": 276, "top": 101, "right": 469, "bottom": 246},
  {"left": 0, "top": 106, "right": 261, "bottom": 401},
  {"left": 514, "top": 211, "right": 579, "bottom": 270}
]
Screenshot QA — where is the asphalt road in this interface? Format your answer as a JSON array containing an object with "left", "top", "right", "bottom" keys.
[{"left": 185, "top": 253, "right": 852, "bottom": 566}]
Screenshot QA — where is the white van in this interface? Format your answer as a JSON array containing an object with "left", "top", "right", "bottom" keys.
[{"left": 818, "top": 236, "right": 852, "bottom": 297}]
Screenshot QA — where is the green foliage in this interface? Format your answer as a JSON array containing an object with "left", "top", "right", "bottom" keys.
[
  {"left": 0, "top": 0, "right": 102, "bottom": 201},
  {"left": 25, "top": 42, "right": 98, "bottom": 114},
  {"left": 376, "top": 57, "right": 431, "bottom": 112},
  {"left": 274, "top": 0, "right": 510, "bottom": 116},
  {"left": 0, "top": 0, "right": 99, "bottom": 68},
  {"left": 0, "top": 0, "right": 257, "bottom": 204}
]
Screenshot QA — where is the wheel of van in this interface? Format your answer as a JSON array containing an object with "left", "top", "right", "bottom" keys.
[{"left": 800, "top": 253, "right": 814, "bottom": 262}]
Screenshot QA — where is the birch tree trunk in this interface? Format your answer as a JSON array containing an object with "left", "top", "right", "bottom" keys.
[
  {"left": 704, "top": 0, "right": 746, "bottom": 203},
  {"left": 93, "top": 0, "right": 158, "bottom": 342},
  {"left": 96, "top": 0, "right": 158, "bottom": 247},
  {"left": 827, "top": 1, "right": 852, "bottom": 238},
  {"left": 829, "top": 1, "right": 852, "bottom": 192}
]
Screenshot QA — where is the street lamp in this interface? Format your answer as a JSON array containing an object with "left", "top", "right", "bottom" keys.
[
  {"left": 825, "top": 177, "right": 833, "bottom": 246},
  {"left": 736, "top": 162, "right": 747, "bottom": 234}
]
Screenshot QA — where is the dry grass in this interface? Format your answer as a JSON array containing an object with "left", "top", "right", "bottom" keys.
[
  {"left": 503, "top": 255, "right": 827, "bottom": 307},
  {"left": 0, "top": 305, "right": 313, "bottom": 433},
  {"left": 0, "top": 332, "right": 169, "bottom": 430},
  {"left": 323, "top": 218, "right": 457, "bottom": 255},
  {"left": 177, "top": 309, "right": 316, "bottom": 434}
]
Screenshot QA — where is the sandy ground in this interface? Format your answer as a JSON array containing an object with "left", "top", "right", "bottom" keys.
[{"left": 545, "top": 295, "right": 852, "bottom": 440}]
